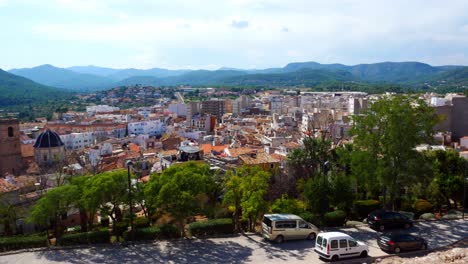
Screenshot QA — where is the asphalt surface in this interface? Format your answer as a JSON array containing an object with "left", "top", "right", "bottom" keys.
[{"left": 1, "top": 219, "right": 467, "bottom": 264}]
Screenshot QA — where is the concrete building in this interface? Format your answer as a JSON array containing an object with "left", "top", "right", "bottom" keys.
[
  {"left": 128, "top": 120, "right": 166, "bottom": 136},
  {"left": 168, "top": 103, "right": 188, "bottom": 117},
  {"left": 202, "top": 100, "right": 225, "bottom": 121},
  {"left": 86, "top": 105, "right": 119, "bottom": 116},
  {"left": 451, "top": 97, "right": 468, "bottom": 141},
  {"left": 186, "top": 102, "right": 201, "bottom": 119},
  {"left": 60, "top": 132, "right": 96, "bottom": 151},
  {"left": 0, "top": 119, "right": 23, "bottom": 176}
]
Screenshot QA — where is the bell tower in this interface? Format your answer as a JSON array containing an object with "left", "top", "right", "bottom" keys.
[{"left": 0, "top": 119, "right": 23, "bottom": 176}]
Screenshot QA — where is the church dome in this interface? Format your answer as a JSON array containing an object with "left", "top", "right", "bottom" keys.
[{"left": 33, "top": 129, "right": 64, "bottom": 148}]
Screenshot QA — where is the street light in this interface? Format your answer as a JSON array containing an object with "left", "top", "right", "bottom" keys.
[{"left": 126, "top": 160, "right": 135, "bottom": 244}]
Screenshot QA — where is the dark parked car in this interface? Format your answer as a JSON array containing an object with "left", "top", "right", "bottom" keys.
[
  {"left": 367, "top": 210, "right": 412, "bottom": 231},
  {"left": 377, "top": 233, "right": 427, "bottom": 253}
]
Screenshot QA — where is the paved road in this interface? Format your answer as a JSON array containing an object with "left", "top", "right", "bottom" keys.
[{"left": 1, "top": 220, "right": 467, "bottom": 264}]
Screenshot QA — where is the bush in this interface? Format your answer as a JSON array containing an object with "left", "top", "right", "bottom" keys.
[
  {"left": 133, "top": 217, "right": 150, "bottom": 229},
  {"left": 298, "top": 212, "right": 323, "bottom": 227},
  {"left": 0, "top": 234, "right": 48, "bottom": 252},
  {"left": 57, "top": 230, "right": 110, "bottom": 246},
  {"left": 87, "top": 230, "right": 110, "bottom": 244},
  {"left": 188, "top": 218, "right": 234, "bottom": 237},
  {"left": 123, "top": 224, "right": 179, "bottom": 241},
  {"left": 324, "top": 210, "right": 346, "bottom": 227},
  {"left": 353, "top": 200, "right": 381, "bottom": 219},
  {"left": 413, "top": 199, "right": 433, "bottom": 217},
  {"left": 113, "top": 221, "right": 128, "bottom": 237},
  {"left": 270, "top": 195, "right": 304, "bottom": 215}
]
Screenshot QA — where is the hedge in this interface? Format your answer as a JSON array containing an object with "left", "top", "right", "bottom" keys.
[
  {"left": 413, "top": 199, "right": 433, "bottom": 217},
  {"left": 324, "top": 210, "right": 346, "bottom": 227},
  {"left": 0, "top": 234, "right": 48, "bottom": 252},
  {"left": 353, "top": 200, "right": 381, "bottom": 219},
  {"left": 56, "top": 230, "right": 110, "bottom": 246},
  {"left": 298, "top": 212, "right": 323, "bottom": 227},
  {"left": 123, "top": 224, "right": 179, "bottom": 241},
  {"left": 133, "top": 217, "right": 150, "bottom": 229},
  {"left": 188, "top": 218, "right": 234, "bottom": 237}
]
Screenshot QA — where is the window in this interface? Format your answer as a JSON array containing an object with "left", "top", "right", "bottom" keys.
[
  {"left": 7, "top": 126, "right": 14, "bottom": 137},
  {"left": 330, "top": 240, "right": 338, "bottom": 249},
  {"left": 339, "top": 239, "right": 348, "bottom": 248},
  {"left": 322, "top": 238, "right": 328, "bottom": 247},
  {"left": 298, "top": 221, "right": 309, "bottom": 229},
  {"left": 348, "top": 240, "right": 358, "bottom": 247},
  {"left": 275, "top": 221, "right": 296, "bottom": 229},
  {"left": 316, "top": 236, "right": 323, "bottom": 246}
]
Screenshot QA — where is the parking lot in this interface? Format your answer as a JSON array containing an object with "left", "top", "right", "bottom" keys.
[{"left": 1, "top": 219, "right": 467, "bottom": 264}]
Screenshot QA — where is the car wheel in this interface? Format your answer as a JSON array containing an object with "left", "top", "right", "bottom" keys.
[
  {"left": 331, "top": 255, "right": 339, "bottom": 261},
  {"left": 307, "top": 232, "right": 316, "bottom": 240},
  {"left": 379, "top": 225, "right": 385, "bottom": 231},
  {"left": 420, "top": 243, "right": 427, "bottom": 250},
  {"left": 404, "top": 223, "right": 411, "bottom": 229},
  {"left": 394, "top": 247, "right": 401, "bottom": 253},
  {"left": 275, "top": 235, "right": 284, "bottom": 244},
  {"left": 360, "top": 251, "right": 368, "bottom": 258}
]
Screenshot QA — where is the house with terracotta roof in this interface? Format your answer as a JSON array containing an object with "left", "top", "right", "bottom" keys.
[{"left": 239, "top": 151, "right": 280, "bottom": 173}]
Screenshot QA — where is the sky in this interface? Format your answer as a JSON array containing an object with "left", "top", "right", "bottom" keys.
[{"left": 1, "top": 0, "right": 468, "bottom": 70}]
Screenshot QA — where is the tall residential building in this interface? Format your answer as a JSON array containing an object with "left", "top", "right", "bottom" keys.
[{"left": 201, "top": 100, "right": 225, "bottom": 121}]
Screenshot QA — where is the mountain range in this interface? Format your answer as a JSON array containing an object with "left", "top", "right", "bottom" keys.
[
  {"left": 0, "top": 69, "right": 71, "bottom": 107},
  {"left": 6, "top": 61, "right": 468, "bottom": 92}
]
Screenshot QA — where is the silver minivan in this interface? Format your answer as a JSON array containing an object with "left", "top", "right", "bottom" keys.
[{"left": 262, "top": 214, "right": 319, "bottom": 243}]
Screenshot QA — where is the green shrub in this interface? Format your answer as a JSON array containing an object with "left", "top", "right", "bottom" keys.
[
  {"left": 56, "top": 233, "right": 88, "bottom": 246},
  {"left": 188, "top": 218, "right": 234, "bottom": 237},
  {"left": 353, "top": 200, "right": 381, "bottom": 219},
  {"left": 0, "top": 234, "right": 48, "bottom": 252},
  {"left": 57, "top": 230, "right": 110, "bottom": 246},
  {"left": 123, "top": 224, "right": 179, "bottom": 241},
  {"left": 413, "top": 199, "right": 433, "bottom": 217},
  {"left": 270, "top": 195, "right": 304, "bottom": 215},
  {"left": 87, "top": 230, "right": 110, "bottom": 244},
  {"left": 298, "top": 212, "right": 323, "bottom": 227},
  {"left": 133, "top": 217, "right": 150, "bottom": 229},
  {"left": 324, "top": 210, "right": 346, "bottom": 227},
  {"left": 113, "top": 221, "right": 128, "bottom": 237}
]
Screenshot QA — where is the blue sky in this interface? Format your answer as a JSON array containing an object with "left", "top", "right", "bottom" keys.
[{"left": 1, "top": 0, "right": 468, "bottom": 70}]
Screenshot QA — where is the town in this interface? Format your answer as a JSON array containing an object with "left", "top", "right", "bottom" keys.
[{"left": 1, "top": 86, "right": 468, "bottom": 263}]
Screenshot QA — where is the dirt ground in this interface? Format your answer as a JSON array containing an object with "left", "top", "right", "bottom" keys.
[{"left": 375, "top": 239, "right": 468, "bottom": 264}]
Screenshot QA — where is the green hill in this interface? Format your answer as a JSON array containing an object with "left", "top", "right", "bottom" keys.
[
  {"left": 0, "top": 69, "right": 71, "bottom": 107},
  {"left": 10, "top": 64, "right": 114, "bottom": 91}
]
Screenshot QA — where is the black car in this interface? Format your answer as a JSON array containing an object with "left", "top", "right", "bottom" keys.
[
  {"left": 377, "top": 233, "right": 427, "bottom": 253},
  {"left": 367, "top": 210, "right": 412, "bottom": 231}
]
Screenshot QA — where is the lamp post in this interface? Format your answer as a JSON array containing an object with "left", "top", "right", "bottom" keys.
[{"left": 126, "top": 160, "right": 135, "bottom": 244}]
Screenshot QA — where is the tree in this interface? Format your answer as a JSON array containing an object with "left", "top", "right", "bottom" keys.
[
  {"left": 81, "top": 170, "right": 129, "bottom": 224},
  {"left": 287, "top": 136, "right": 333, "bottom": 180},
  {"left": 29, "top": 184, "right": 80, "bottom": 238},
  {"left": 145, "top": 162, "right": 215, "bottom": 236},
  {"left": 270, "top": 195, "right": 304, "bottom": 215},
  {"left": 223, "top": 166, "right": 271, "bottom": 232},
  {"left": 350, "top": 95, "right": 438, "bottom": 209},
  {"left": 425, "top": 150, "right": 467, "bottom": 209}
]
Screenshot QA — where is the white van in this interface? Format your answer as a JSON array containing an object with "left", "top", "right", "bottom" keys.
[
  {"left": 314, "top": 232, "right": 368, "bottom": 261},
  {"left": 262, "top": 214, "right": 319, "bottom": 243}
]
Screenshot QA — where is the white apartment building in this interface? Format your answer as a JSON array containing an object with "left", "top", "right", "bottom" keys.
[
  {"left": 128, "top": 120, "right": 166, "bottom": 136},
  {"left": 86, "top": 105, "right": 120, "bottom": 116},
  {"left": 168, "top": 103, "right": 188, "bottom": 117},
  {"left": 60, "top": 132, "right": 96, "bottom": 150},
  {"left": 430, "top": 97, "right": 447, "bottom": 107}
]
